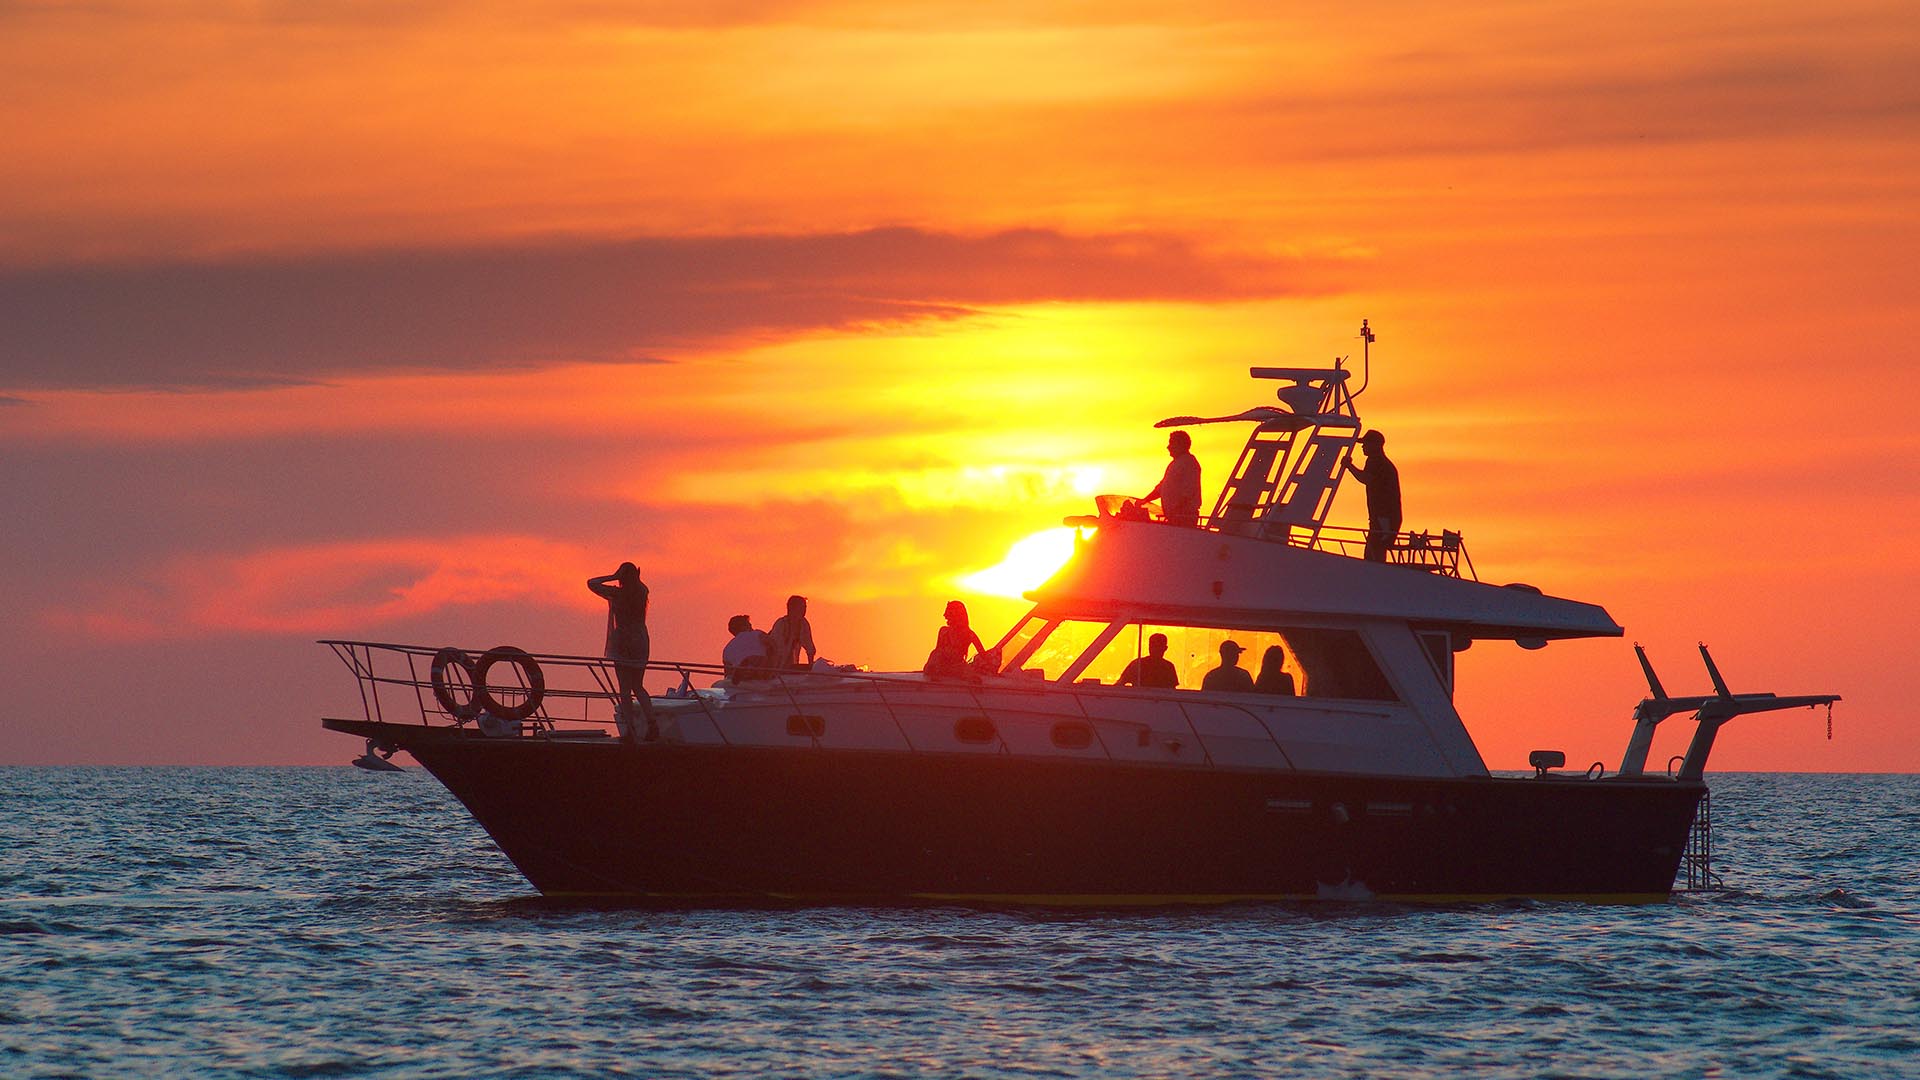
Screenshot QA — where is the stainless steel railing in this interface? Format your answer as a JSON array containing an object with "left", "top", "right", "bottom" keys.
[{"left": 320, "top": 639, "right": 1320, "bottom": 770}]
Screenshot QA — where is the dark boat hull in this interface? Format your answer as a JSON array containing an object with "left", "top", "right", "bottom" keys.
[{"left": 328, "top": 719, "right": 1703, "bottom": 904}]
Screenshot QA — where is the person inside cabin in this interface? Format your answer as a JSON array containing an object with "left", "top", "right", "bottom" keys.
[
  {"left": 1143, "top": 429, "right": 1204, "bottom": 528},
  {"left": 587, "top": 561, "right": 656, "bottom": 740},
  {"left": 1343, "top": 429, "right": 1402, "bottom": 561},
  {"left": 1117, "top": 632, "right": 1180, "bottom": 689},
  {"left": 722, "top": 614, "right": 770, "bottom": 681},
  {"left": 1200, "top": 640, "right": 1255, "bottom": 693},
  {"left": 923, "top": 600, "right": 987, "bottom": 680},
  {"left": 767, "top": 594, "right": 817, "bottom": 670},
  {"left": 1254, "top": 644, "right": 1297, "bottom": 696}
]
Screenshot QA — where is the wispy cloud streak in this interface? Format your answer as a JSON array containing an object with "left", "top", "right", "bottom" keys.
[{"left": 0, "top": 228, "right": 1314, "bottom": 391}]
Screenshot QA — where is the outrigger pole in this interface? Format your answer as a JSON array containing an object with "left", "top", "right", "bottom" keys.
[{"left": 1617, "top": 644, "right": 1839, "bottom": 780}]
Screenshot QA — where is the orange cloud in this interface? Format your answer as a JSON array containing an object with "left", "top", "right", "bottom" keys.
[{"left": 43, "top": 535, "right": 597, "bottom": 641}]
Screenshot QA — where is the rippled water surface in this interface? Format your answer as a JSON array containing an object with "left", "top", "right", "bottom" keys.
[{"left": 3, "top": 769, "right": 1917, "bottom": 1078}]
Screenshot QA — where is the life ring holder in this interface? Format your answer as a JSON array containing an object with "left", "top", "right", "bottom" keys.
[
  {"left": 474, "top": 645, "right": 546, "bottom": 723},
  {"left": 430, "top": 647, "right": 481, "bottom": 722}
]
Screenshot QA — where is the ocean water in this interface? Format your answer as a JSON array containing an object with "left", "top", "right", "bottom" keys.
[{"left": 2, "top": 770, "right": 1916, "bottom": 1079}]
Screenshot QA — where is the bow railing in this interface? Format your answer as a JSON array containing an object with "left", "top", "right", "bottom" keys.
[{"left": 319, "top": 639, "right": 1348, "bottom": 772}]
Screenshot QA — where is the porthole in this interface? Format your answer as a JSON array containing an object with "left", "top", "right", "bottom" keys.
[
  {"left": 954, "top": 715, "right": 997, "bottom": 744},
  {"left": 1050, "top": 722, "right": 1094, "bottom": 750},
  {"left": 786, "top": 714, "right": 826, "bottom": 737}
]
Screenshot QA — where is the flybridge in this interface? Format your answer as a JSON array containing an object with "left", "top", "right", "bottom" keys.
[
  {"left": 1203, "top": 364, "right": 1361, "bottom": 545},
  {"left": 1079, "top": 321, "right": 1474, "bottom": 578}
]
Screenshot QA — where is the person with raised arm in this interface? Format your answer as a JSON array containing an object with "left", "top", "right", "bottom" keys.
[
  {"left": 587, "top": 562, "right": 655, "bottom": 740},
  {"left": 1343, "top": 429, "right": 1402, "bottom": 561}
]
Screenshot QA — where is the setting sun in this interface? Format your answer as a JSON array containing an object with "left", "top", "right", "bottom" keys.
[{"left": 959, "top": 527, "right": 1081, "bottom": 598}]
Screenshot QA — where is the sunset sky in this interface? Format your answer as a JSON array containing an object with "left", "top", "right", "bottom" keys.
[{"left": 4, "top": 0, "right": 1915, "bottom": 769}]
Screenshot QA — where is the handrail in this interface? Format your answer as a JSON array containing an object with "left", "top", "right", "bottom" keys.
[
  {"left": 1075, "top": 515, "right": 1477, "bottom": 580},
  {"left": 321, "top": 639, "right": 1397, "bottom": 773}
]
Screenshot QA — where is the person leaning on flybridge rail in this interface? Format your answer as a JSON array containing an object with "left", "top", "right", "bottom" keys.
[{"left": 1142, "top": 429, "right": 1203, "bottom": 527}]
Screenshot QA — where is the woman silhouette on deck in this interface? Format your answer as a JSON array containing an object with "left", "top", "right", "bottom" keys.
[
  {"left": 924, "top": 600, "right": 987, "bottom": 680},
  {"left": 587, "top": 562, "right": 654, "bottom": 740}
]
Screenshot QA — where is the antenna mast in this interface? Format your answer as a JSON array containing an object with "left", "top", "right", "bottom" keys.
[{"left": 1351, "top": 318, "right": 1375, "bottom": 400}]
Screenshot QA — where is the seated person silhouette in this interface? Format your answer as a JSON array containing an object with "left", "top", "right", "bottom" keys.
[
  {"left": 923, "top": 600, "right": 986, "bottom": 680},
  {"left": 767, "top": 594, "right": 817, "bottom": 670},
  {"left": 1200, "top": 640, "right": 1255, "bottom": 693},
  {"left": 1117, "top": 633, "right": 1179, "bottom": 689},
  {"left": 722, "top": 614, "right": 770, "bottom": 681},
  {"left": 1253, "top": 645, "right": 1296, "bottom": 696}
]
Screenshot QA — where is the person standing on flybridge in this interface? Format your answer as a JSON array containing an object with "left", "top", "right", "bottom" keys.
[
  {"left": 1343, "top": 429, "right": 1402, "bottom": 562},
  {"left": 1143, "top": 429, "right": 1203, "bottom": 527}
]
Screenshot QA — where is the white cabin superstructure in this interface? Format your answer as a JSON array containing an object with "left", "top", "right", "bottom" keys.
[
  {"left": 951, "top": 341, "right": 1626, "bottom": 781},
  {"left": 640, "top": 344, "right": 1625, "bottom": 783}
]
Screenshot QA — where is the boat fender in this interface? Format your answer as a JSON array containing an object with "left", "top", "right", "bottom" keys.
[
  {"left": 1328, "top": 802, "right": 1351, "bottom": 825},
  {"left": 477, "top": 710, "right": 522, "bottom": 738},
  {"left": 474, "top": 645, "right": 547, "bottom": 722},
  {"left": 430, "top": 646, "right": 481, "bottom": 722}
]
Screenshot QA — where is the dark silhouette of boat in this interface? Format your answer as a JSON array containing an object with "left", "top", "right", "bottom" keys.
[{"left": 322, "top": 323, "right": 1836, "bottom": 903}]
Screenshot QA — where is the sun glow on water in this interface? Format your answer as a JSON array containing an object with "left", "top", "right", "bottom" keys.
[{"left": 959, "top": 527, "right": 1079, "bottom": 598}]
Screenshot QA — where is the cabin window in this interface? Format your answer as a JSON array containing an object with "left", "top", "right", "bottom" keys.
[
  {"left": 1418, "top": 630, "right": 1454, "bottom": 699},
  {"left": 1280, "top": 627, "right": 1397, "bottom": 701},
  {"left": 1075, "top": 623, "right": 1398, "bottom": 702},
  {"left": 1013, "top": 619, "right": 1122, "bottom": 682},
  {"left": 994, "top": 615, "right": 1055, "bottom": 675}
]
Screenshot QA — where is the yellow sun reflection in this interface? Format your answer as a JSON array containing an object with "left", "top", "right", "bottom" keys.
[{"left": 958, "top": 527, "right": 1080, "bottom": 599}]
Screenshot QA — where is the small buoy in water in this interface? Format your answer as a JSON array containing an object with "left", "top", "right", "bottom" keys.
[{"left": 351, "top": 739, "right": 403, "bottom": 772}]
